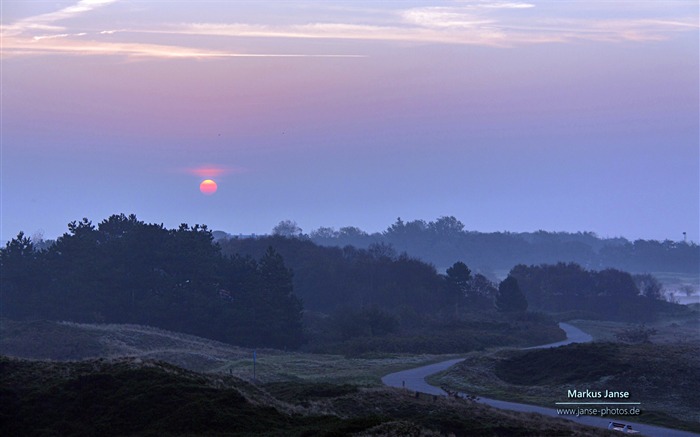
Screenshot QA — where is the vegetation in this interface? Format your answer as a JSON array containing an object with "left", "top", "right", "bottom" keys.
[
  {"left": 4, "top": 212, "right": 697, "bottom": 436},
  {"left": 305, "top": 314, "right": 564, "bottom": 356},
  {"left": 1, "top": 214, "right": 303, "bottom": 349},
  {"left": 303, "top": 216, "right": 699, "bottom": 274},
  {"left": 5, "top": 212, "right": 687, "bottom": 357},
  {"left": 223, "top": 232, "right": 681, "bottom": 343},
  {"left": 429, "top": 341, "right": 700, "bottom": 432},
  {"left": 509, "top": 263, "right": 678, "bottom": 321},
  {"left": 219, "top": 234, "right": 567, "bottom": 354},
  {"left": 1, "top": 355, "right": 616, "bottom": 436},
  {"left": 566, "top": 316, "right": 699, "bottom": 344},
  {"left": 220, "top": 235, "right": 457, "bottom": 315},
  {"left": 495, "top": 276, "right": 528, "bottom": 313},
  {"left": 614, "top": 324, "right": 658, "bottom": 344},
  {"left": 3, "top": 212, "right": 697, "bottom": 434},
  {"left": 2, "top": 214, "right": 571, "bottom": 354},
  {"left": 0, "top": 318, "right": 464, "bottom": 385}
]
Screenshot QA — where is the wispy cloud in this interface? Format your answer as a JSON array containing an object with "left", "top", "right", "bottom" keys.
[
  {"left": 133, "top": 1, "right": 697, "bottom": 48},
  {"left": 1, "top": 0, "right": 364, "bottom": 59},
  {"left": 452, "top": 0, "right": 534, "bottom": 6},
  {"left": 497, "top": 17, "right": 699, "bottom": 43},
  {"left": 2, "top": 37, "right": 364, "bottom": 59},
  {"left": 2, "top": 0, "right": 697, "bottom": 59},
  {"left": 165, "top": 22, "right": 516, "bottom": 47},
  {"left": 398, "top": 5, "right": 696, "bottom": 43},
  {"left": 3, "top": 0, "right": 119, "bottom": 36},
  {"left": 401, "top": 7, "right": 496, "bottom": 30},
  {"left": 479, "top": 3, "right": 535, "bottom": 9},
  {"left": 1, "top": 0, "right": 120, "bottom": 55},
  {"left": 162, "top": 14, "right": 696, "bottom": 48},
  {"left": 0, "top": 0, "right": 370, "bottom": 58}
]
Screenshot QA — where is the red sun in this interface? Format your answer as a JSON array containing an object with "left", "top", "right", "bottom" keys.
[{"left": 199, "top": 179, "right": 218, "bottom": 195}]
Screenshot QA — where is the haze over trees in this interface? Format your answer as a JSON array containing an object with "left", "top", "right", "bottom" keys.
[
  {"left": 218, "top": 231, "right": 682, "bottom": 353},
  {"left": 220, "top": 235, "right": 453, "bottom": 315},
  {"left": 508, "top": 263, "right": 675, "bottom": 321},
  {"left": 304, "top": 216, "right": 699, "bottom": 274},
  {"left": 218, "top": 235, "right": 538, "bottom": 354},
  {"left": 2, "top": 213, "right": 690, "bottom": 354},
  {"left": 0, "top": 214, "right": 552, "bottom": 354}
]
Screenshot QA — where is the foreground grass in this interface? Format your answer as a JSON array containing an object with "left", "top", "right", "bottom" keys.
[
  {"left": 1, "top": 355, "right": 617, "bottom": 436},
  {"left": 428, "top": 341, "right": 700, "bottom": 433}
]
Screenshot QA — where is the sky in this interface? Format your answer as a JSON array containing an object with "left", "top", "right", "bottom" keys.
[{"left": 1, "top": 0, "right": 699, "bottom": 244}]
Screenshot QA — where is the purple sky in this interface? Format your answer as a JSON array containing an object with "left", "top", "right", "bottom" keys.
[{"left": 2, "top": 1, "right": 699, "bottom": 243}]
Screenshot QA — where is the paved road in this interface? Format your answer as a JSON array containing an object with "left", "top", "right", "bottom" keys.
[{"left": 381, "top": 323, "right": 699, "bottom": 437}]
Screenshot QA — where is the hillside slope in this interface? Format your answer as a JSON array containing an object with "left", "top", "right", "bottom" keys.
[
  {"left": 1, "top": 355, "right": 616, "bottom": 436},
  {"left": 0, "top": 319, "right": 250, "bottom": 371}
]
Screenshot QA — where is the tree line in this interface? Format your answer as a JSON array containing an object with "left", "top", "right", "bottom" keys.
[
  {"left": 0, "top": 214, "right": 303, "bottom": 349},
  {"left": 2, "top": 214, "right": 541, "bottom": 353},
  {"left": 219, "top": 234, "right": 677, "bottom": 353},
  {"left": 2, "top": 213, "right": 682, "bottom": 352},
  {"left": 273, "top": 216, "right": 699, "bottom": 274},
  {"left": 508, "top": 263, "right": 674, "bottom": 321},
  {"left": 219, "top": 236, "right": 503, "bottom": 316}
]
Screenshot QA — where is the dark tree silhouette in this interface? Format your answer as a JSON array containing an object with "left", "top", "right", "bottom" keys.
[
  {"left": 496, "top": 276, "right": 528, "bottom": 313},
  {"left": 0, "top": 214, "right": 305, "bottom": 349},
  {"left": 272, "top": 220, "right": 303, "bottom": 238},
  {"left": 307, "top": 216, "right": 698, "bottom": 275},
  {"left": 446, "top": 261, "right": 472, "bottom": 295}
]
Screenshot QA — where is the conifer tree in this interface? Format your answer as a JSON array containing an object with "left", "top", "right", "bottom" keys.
[{"left": 496, "top": 276, "right": 528, "bottom": 313}]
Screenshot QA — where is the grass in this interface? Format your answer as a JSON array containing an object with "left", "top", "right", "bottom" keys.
[
  {"left": 0, "top": 318, "right": 467, "bottom": 385},
  {"left": 0, "top": 312, "right": 565, "bottom": 385},
  {"left": 222, "top": 351, "right": 466, "bottom": 386},
  {"left": 428, "top": 341, "right": 700, "bottom": 432},
  {"left": 8, "top": 317, "right": 691, "bottom": 433},
  {"left": 1, "top": 355, "right": 617, "bottom": 436},
  {"left": 0, "top": 355, "right": 355, "bottom": 436},
  {"left": 566, "top": 316, "right": 700, "bottom": 344},
  {"left": 495, "top": 343, "right": 627, "bottom": 385},
  {"left": 306, "top": 315, "right": 566, "bottom": 356}
]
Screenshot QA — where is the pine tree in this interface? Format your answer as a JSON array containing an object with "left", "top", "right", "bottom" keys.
[
  {"left": 256, "top": 247, "right": 304, "bottom": 348},
  {"left": 496, "top": 276, "right": 528, "bottom": 313}
]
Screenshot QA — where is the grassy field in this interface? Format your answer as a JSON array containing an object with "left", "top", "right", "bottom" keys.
[
  {"left": 567, "top": 316, "right": 699, "bottom": 343},
  {"left": 0, "top": 319, "right": 467, "bottom": 386},
  {"left": 428, "top": 317, "right": 700, "bottom": 433},
  {"left": 1, "top": 355, "right": 619, "bottom": 436},
  {"left": 4, "top": 316, "right": 696, "bottom": 433}
]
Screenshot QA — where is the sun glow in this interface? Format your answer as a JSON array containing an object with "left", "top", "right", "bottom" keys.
[{"left": 199, "top": 179, "right": 217, "bottom": 195}]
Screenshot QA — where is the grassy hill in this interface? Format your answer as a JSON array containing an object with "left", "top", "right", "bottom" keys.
[
  {"left": 1, "top": 355, "right": 617, "bottom": 436},
  {"left": 0, "top": 319, "right": 470, "bottom": 385},
  {"left": 429, "top": 340, "right": 700, "bottom": 432},
  {"left": 0, "top": 319, "right": 250, "bottom": 370}
]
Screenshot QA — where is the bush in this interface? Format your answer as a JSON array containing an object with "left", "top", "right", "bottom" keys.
[{"left": 615, "top": 324, "right": 657, "bottom": 344}]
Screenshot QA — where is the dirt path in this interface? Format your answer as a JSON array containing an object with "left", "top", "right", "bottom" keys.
[{"left": 381, "top": 323, "right": 699, "bottom": 437}]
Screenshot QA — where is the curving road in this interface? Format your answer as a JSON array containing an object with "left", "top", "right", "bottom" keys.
[{"left": 381, "top": 323, "right": 699, "bottom": 437}]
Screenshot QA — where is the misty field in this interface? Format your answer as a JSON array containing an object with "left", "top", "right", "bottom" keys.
[{"left": 0, "top": 319, "right": 463, "bottom": 385}]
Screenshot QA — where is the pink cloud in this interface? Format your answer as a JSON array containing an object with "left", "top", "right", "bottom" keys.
[{"left": 184, "top": 166, "right": 245, "bottom": 178}]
